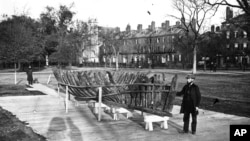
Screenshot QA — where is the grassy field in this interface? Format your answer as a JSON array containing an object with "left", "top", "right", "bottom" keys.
[
  {"left": 171, "top": 72, "right": 250, "bottom": 117},
  {"left": 0, "top": 68, "right": 249, "bottom": 117}
]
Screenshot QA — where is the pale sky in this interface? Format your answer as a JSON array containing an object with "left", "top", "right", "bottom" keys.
[{"left": 0, "top": 0, "right": 228, "bottom": 31}]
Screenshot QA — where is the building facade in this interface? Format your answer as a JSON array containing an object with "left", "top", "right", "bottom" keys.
[
  {"left": 100, "top": 20, "right": 186, "bottom": 68},
  {"left": 220, "top": 7, "right": 250, "bottom": 68}
]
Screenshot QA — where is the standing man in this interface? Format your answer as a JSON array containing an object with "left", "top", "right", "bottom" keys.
[
  {"left": 26, "top": 65, "right": 33, "bottom": 85},
  {"left": 177, "top": 74, "right": 201, "bottom": 134}
]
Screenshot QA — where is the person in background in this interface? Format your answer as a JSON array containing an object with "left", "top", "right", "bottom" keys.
[
  {"left": 26, "top": 65, "right": 33, "bottom": 85},
  {"left": 177, "top": 74, "right": 201, "bottom": 135}
]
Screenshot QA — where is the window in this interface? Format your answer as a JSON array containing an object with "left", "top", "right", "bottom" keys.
[
  {"left": 162, "top": 56, "right": 166, "bottom": 63},
  {"left": 235, "top": 43, "right": 238, "bottom": 48},
  {"left": 234, "top": 31, "right": 238, "bottom": 38},
  {"left": 172, "top": 54, "right": 175, "bottom": 62},
  {"left": 163, "top": 37, "right": 165, "bottom": 43},
  {"left": 157, "top": 38, "right": 160, "bottom": 43},
  {"left": 243, "top": 31, "right": 247, "bottom": 38},
  {"left": 179, "top": 54, "right": 181, "bottom": 62},
  {"left": 167, "top": 55, "right": 170, "bottom": 61},
  {"left": 226, "top": 44, "right": 230, "bottom": 49},
  {"left": 243, "top": 43, "right": 247, "bottom": 48},
  {"left": 135, "top": 39, "right": 138, "bottom": 44},
  {"left": 226, "top": 31, "right": 230, "bottom": 39},
  {"left": 123, "top": 57, "right": 127, "bottom": 63}
]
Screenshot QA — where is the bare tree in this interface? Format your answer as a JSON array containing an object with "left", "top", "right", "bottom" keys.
[
  {"left": 170, "top": 0, "right": 219, "bottom": 73},
  {"left": 205, "top": 0, "right": 250, "bottom": 14},
  {"left": 99, "top": 28, "right": 123, "bottom": 70}
]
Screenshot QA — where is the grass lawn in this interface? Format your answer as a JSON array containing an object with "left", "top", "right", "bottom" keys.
[
  {"left": 0, "top": 107, "right": 46, "bottom": 141},
  {"left": 173, "top": 72, "right": 250, "bottom": 118},
  {"left": 0, "top": 85, "right": 46, "bottom": 141},
  {"left": 0, "top": 85, "right": 46, "bottom": 96}
]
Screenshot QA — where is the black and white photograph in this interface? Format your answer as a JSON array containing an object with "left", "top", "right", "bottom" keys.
[{"left": 0, "top": 0, "right": 250, "bottom": 140}]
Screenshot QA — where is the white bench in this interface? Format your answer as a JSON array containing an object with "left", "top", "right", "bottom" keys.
[
  {"left": 88, "top": 101, "right": 110, "bottom": 114},
  {"left": 144, "top": 114, "right": 169, "bottom": 131},
  {"left": 110, "top": 107, "right": 130, "bottom": 120}
]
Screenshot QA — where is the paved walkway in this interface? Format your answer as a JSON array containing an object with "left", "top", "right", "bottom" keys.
[{"left": 0, "top": 83, "right": 250, "bottom": 141}]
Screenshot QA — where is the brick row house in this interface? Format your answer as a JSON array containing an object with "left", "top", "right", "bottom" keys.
[
  {"left": 100, "top": 20, "right": 186, "bottom": 68},
  {"left": 220, "top": 7, "right": 249, "bottom": 69}
]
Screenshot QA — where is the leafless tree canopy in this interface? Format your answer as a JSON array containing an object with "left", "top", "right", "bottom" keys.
[
  {"left": 170, "top": 0, "right": 220, "bottom": 74},
  {"left": 205, "top": 0, "right": 250, "bottom": 15},
  {"left": 171, "top": 0, "right": 219, "bottom": 37}
]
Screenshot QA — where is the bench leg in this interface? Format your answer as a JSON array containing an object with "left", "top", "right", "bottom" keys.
[
  {"left": 145, "top": 122, "right": 149, "bottom": 130},
  {"left": 113, "top": 113, "right": 118, "bottom": 120},
  {"left": 160, "top": 120, "right": 168, "bottom": 129},
  {"left": 145, "top": 122, "right": 153, "bottom": 131},
  {"left": 125, "top": 113, "right": 128, "bottom": 119},
  {"left": 94, "top": 107, "right": 99, "bottom": 114},
  {"left": 148, "top": 122, "right": 153, "bottom": 131}
]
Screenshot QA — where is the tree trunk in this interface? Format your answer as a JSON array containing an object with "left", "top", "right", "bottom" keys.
[
  {"left": 105, "top": 56, "right": 107, "bottom": 68},
  {"left": 115, "top": 52, "right": 119, "bottom": 70},
  {"left": 14, "top": 62, "right": 17, "bottom": 85},
  {"left": 46, "top": 55, "right": 49, "bottom": 66},
  {"left": 68, "top": 62, "right": 72, "bottom": 69},
  {"left": 17, "top": 61, "right": 21, "bottom": 71},
  {"left": 204, "top": 60, "right": 206, "bottom": 71},
  {"left": 109, "top": 57, "right": 112, "bottom": 67},
  {"left": 193, "top": 44, "right": 197, "bottom": 74}
]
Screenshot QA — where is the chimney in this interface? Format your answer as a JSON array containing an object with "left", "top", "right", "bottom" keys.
[
  {"left": 137, "top": 24, "right": 142, "bottom": 32},
  {"left": 165, "top": 20, "right": 170, "bottom": 29},
  {"left": 148, "top": 25, "right": 151, "bottom": 30},
  {"left": 176, "top": 21, "right": 180, "bottom": 26},
  {"left": 161, "top": 22, "right": 166, "bottom": 29},
  {"left": 211, "top": 25, "right": 215, "bottom": 32},
  {"left": 126, "top": 24, "right": 131, "bottom": 32},
  {"left": 226, "top": 7, "right": 233, "bottom": 21},
  {"left": 151, "top": 21, "right": 155, "bottom": 30},
  {"left": 216, "top": 26, "right": 220, "bottom": 32}
]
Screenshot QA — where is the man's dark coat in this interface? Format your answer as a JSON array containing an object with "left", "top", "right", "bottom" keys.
[
  {"left": 177, "top": 83, "right": 201, "bottom": 113},
  {"left": 26, "top": 68, "right": 33, "bottom": 82}
]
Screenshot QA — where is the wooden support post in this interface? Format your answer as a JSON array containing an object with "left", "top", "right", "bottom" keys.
[
  {"left": 47, "top": 74, "right": 52, "bottom": 84},
  {"left": 14, "top": 63, "right": 17, "bottom": 85},
  {"left": 98, "top": 87, "right": 102, "bottom": 121},
  {"left": 65, "top": 85, "right": 69, "bottom": 113},
  {"left": 57, "top": 84, "right": 60, "bottom": 97}
]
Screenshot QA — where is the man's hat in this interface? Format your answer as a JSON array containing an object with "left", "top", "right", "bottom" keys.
[{"left": 186, "top": 74, "right": 195, "bottom": 79}]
